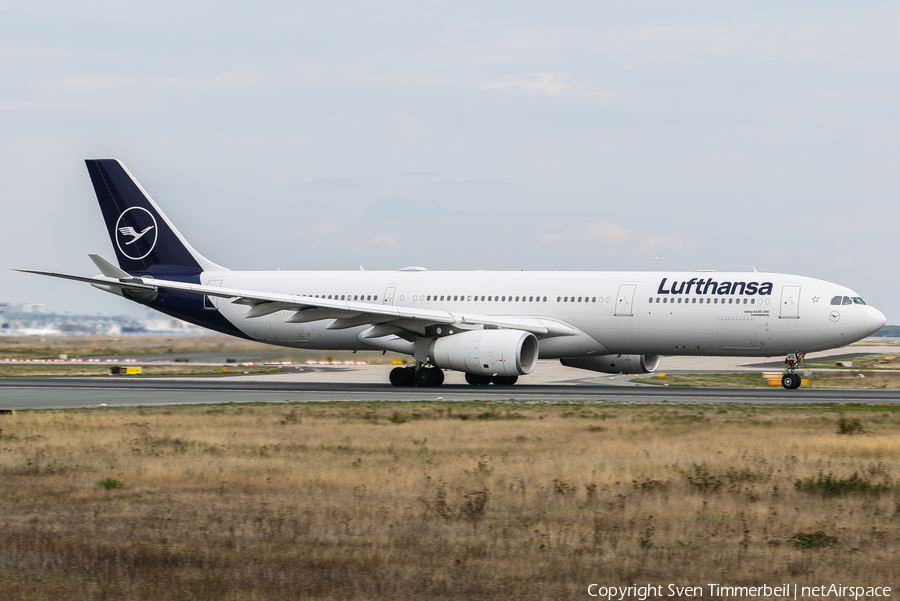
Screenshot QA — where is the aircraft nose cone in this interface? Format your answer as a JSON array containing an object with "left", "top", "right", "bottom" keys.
[{"left": 866, "top": 307, "right": 887, "bottom": 336}]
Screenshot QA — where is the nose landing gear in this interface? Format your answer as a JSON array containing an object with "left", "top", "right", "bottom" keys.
[{"left": 782, "top": 352, "right": 805, "bottom": 389}]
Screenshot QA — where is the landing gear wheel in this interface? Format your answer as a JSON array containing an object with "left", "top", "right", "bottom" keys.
[
  {"left": 415, "top": 367, "right": 435, "bottom": 387},
  {"left": 390, "top": 366, "right": 415, "bottom": 387},
  {"left": 491, "top": 375, "right": 518, "bottom": 386},
  {"left": 415, "top": 367, "right": 444, "bottom": 387},
  {"left": 781, "top": 373, "right": 801, "bottom": 389},
  {"left": 465, "top": 373, "right": 491, "bottom": 385}
]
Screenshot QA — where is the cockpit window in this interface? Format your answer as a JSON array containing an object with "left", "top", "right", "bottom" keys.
[
  {"left": 852, "top": 297, "right": 867, "bottom": 305},
  {"left": 842, "top": 296, "right": 852, "bottom": 305},
  {"left": 830, "top": 296, "right": 842, "bottom": 305}
]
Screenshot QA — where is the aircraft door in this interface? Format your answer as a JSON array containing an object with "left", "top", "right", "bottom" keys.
[
  {"left": 383, "top": 287, "right": 396, "bottom": 306},
  {"left": 615, "top": 284, "right": 636, "bottom": 316},
  {"left": 780, "top": 286, "right": 801, "bottom": 319}
]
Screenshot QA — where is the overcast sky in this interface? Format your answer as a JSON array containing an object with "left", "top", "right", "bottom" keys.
[{"left": 2, "top": 2, "right": 899, "bottom": 322}]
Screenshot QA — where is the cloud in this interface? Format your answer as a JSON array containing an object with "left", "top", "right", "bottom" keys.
[
  {"left": 832, "top": 256, "right": 853, "bottom": 268},
  {"left": 638, "top": 235, "right": 692, "bottom": 253},
  {"left": 483, "top": 73, "right": 572, "bottom": 96},
  {"left": 584, "top": 222, "right": 635, "bottom": 244},
  {"left": 538, "top": 222, "right": 693, "bottom": 256},
  {"left": 539, "top": 232, "right": 566, "bottom": 243},
  {"left": 370, "top": 235, "right": 399, "bottom": 250}
]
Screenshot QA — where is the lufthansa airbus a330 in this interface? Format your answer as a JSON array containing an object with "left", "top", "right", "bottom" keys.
[{"left": 18, "top": 160, "right": 886, "bottom": 389}]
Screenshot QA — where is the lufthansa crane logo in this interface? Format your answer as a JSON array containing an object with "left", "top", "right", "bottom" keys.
[{"left": 115, "top": 207, "right": 158, "bottom": 260}]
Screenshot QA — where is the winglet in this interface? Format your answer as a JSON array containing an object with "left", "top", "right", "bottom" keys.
[{"left": 89, "top": 254, "right": 133, "bottom": 279}]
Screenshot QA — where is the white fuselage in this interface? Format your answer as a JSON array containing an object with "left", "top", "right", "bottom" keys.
[{"left": 200, "top": 269, "right": 885, "bottom": 359}]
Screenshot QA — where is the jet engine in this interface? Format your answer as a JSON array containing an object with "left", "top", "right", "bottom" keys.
[
  {"left": 431, "top": 329, "right": 538, "bottom": 376},
  {"left": 560, "top": 354, "right": 661, "bottom": 375}
]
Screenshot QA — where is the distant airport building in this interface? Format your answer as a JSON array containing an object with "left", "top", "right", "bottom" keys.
[{"left": 0, "top": 302, "right": 205, "bottom": 336}]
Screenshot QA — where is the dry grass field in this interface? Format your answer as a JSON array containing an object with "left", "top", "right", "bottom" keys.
[{"left": 2, "top": 401, "right": 900, "bottom": 600}]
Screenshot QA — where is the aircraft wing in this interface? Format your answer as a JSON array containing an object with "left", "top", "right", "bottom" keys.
[{"left": 16, "top": 264, "right": 580, "bottom": 338}]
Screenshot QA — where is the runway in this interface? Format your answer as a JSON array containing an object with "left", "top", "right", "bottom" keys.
[{"left": 1, "top": 372, "right": 899, "bottom": 409}]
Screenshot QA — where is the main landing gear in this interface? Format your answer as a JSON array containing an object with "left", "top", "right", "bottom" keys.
[
  {"left": 389, "top": 365, "right": 444, "bottom": 387},
  {"left": 465, "top": 373, "right": 518, "bottom": 386},
  {"left": 782, "top": 352, "right": 805, "bottom": 389},
  {"left": 388, "top": 366, "right": 517, "bottom": 387}
]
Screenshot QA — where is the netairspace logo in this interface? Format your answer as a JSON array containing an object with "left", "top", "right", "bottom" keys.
[{"left": 586, "top": 583, "right": 892, "bottom": 600}]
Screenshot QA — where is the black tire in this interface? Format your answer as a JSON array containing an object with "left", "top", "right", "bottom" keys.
[
  {"left": 465, "top": 373, "right": 488, "bottom": 385},
  {"left": 415, "top": 367, "right": 436, "bottom": 387},
  {"left": 432, "top": 369, "right": 445, "bottom": 386},
  {"left": 492, "top": 375, "right": 518, "bottom": 386},
  {"left": 782, "top": 374, "right": 799, "bottom": 389},
  {"left": 390, "top": 367, "right": 413, "bottom": 387}
]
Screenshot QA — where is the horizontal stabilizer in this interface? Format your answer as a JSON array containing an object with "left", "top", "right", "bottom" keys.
[
  {"left": 88, "top": 254, "right": 133, "bottom": 279},
  {"left": 12, "top": 269, "right": 156, "bottom": 291}
]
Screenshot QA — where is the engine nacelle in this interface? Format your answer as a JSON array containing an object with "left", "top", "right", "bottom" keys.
[
  {"left": 560, "top": 354, "right": 661, "bottom": 375},
  {"left": 431, "top": 329, "right": 539, "bottom": 376}
]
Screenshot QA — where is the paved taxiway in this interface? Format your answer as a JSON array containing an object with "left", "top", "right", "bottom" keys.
[{"left": 2, "top": 350, "right": 899, "bottom": 409}]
